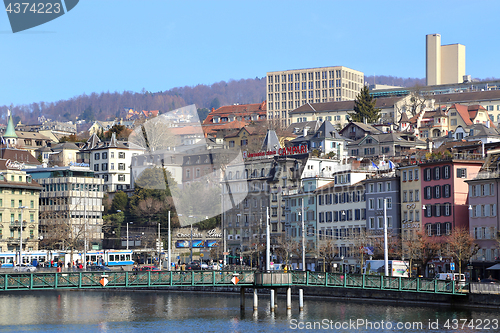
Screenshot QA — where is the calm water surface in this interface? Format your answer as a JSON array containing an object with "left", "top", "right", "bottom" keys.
[{"left": 0, "top": 289, "right": 498, "bottom": 332}]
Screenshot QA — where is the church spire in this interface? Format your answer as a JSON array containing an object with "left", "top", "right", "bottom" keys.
[{"left": 3, "top": 109, "right": 18, "bottom": 139}]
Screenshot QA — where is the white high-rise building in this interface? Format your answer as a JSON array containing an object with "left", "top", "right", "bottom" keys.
[{"left": 266, "top": 66, "right": 364, "bottom": 127}]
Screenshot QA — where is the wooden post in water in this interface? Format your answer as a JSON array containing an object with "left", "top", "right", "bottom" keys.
[
  {"left": 286, "top": 287, "right": 291, "bottom": 309},
  {"left": 240, "top": 287, "right": 245, "bottom": 310},
  {"left": 270, "top": 289, "right": 275, "bottom": 311},
  {"left": 299, "top": 288, "right": 304, "bottom": 311},
  {"left": 253, "top": 288, "right": 258, "bottom": 311}
]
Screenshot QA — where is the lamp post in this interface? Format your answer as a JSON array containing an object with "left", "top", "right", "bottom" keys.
[
  {"left": 301, "top": 199, "right": 305, "bottom": 272},
  {"left": 18, "top": 206, "right": 27, "bottom": 266},
  {"left": 168, "top": 211, "right": 171, "bottom": 271}
]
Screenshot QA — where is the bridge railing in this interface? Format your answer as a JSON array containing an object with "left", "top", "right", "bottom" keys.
[
  {"left": 0, "top": 270, "right": 255, "bottom": 291},
  {"left": 290, "top": 271, "right": 468, "bottom": 295}
]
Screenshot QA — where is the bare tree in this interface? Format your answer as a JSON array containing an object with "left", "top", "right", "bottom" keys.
[
  {"left": 317, "top": 238, "right": 337, "bottom": 272},
  {"left": 274, "top": 235, "right": 300, "bottom": 267},
  {"left": 446, "top": 227, "right": 478, "bottom": 276},
  {"left": 349, "top": 228, "right": 373, "bottom": 273}
]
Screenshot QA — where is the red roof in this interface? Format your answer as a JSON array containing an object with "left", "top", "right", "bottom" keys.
[
  {"left": 202, "top": 101, "right": 266, "bottom": 125},
  {"left": 142, "top": 110, "right": 159, "bottom": 118},
  {"left": 451, "top": 104, "right": 473, "bottom": 126}
]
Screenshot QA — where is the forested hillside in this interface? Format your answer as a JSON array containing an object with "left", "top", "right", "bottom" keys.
[{"left": 0, "top": 75, "right": 435, "bottom": 125}]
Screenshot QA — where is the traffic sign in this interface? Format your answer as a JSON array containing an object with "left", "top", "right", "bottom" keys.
[
  {"left": 450, "top": 263, "right": 455, "bottom": 271},
  {"left": 223, "top": 252, "right": 229, "bottom": 255}
]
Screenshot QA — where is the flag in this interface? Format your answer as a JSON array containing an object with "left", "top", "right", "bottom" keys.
[
  {"left": 371, "top": 161, "right": 379, "bottom": 169},
  {"left": 388, "top": 160, "right": 396, "bottom": 169}
]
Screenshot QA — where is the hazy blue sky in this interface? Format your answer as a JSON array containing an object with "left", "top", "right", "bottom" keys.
[{"left": 2, "top": 0, "right": 499, "bottom": 106}]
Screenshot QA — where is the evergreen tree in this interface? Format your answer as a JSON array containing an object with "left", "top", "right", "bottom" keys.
[{"left": 352, "top": 86, "right": 381, "bottom": 123}]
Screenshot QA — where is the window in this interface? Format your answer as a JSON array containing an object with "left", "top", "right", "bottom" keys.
[
  {"left": 408, "top": 170, "right": 413, "bottom": 181},
  {"left": 110, "top": 152, "right": 114, "bottom": 158},
  {"left": 424, "top": 186, "right": 431, "bottom": 200},
  {"left": 102, "top": 163, "right": 108, "bottom": 171},
  {"left": 386, "top": 182, "right": 391, "bottom": 191},
  {"left": 414, "top": 169, "right": 419, "bottom": 180},
  {"left": 110, "top": 163, "right": 114, "bottom": 170},
  {"left": 94, "top": 164, "right": 99, "bottom": 171},
  {"left": 415, "top": 190, "right": 419, "bottom": 201},
  {"left": 403, "top": 191, "right": 407, "bottom": 202},
  {"left": 377, "top": 217, "right": 383, "bottom": 229},
  {"left": 434, "top": 167, "right": 440, "bottom": 180},
  {"left": 409, "top": 191, "right": 413, "bottom": 202},
  {"left": 94, "top": 153, "right": 100, "bottom": 160},
  {"left": 369, "top": 217, "right": 375, "bottom": 229},
  {"left": 102, "top": 152, "right": 107, "bottom": 159},
  {"left": 443, "top": 184, "right": 450, "bottom": 198},
  {"left": 118, "top": 163, "right": 126, "bottom": 170},
  {"left": 457, "top": 168, "right": 467, "bottom": 178},
  {"left": 118, "top": 175, "right": 125, "bottom": 182},
  {"left": 424, "top": 168, "right": 431, "bottom": 181},
  {"left": 443, "top": 166, "right": 450, "bottom": 179},
  {"left": 119, "top": 152, "right": 125, "bottom": 159},
  {"left": 30, "top": 200, "right": 34, "bottom": 209},
  {"left": 403, "top": 171, "right": 407, "bottom": 181},
  {"left": 386, "top": 197, "right": 392, "bottom": 209},
  {"left": 377, "top": 198, "right": 383, "bottom": 209},
  {"left": 369, "top": 199, "right": 374, "bottom": 210},
  {"left": 434, "top": 185, "right": 440, "bottom": 199}
]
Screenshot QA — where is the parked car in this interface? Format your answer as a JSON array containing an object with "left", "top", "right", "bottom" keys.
[
  {"left": 185, "top": 262, "right": 201, "bottom": 270},
  {"left": 200, "top": 262, "right": 209, "bottom": 270},
  {"left": 140, "top": 265, "right": 160, "bottom": 271},
  {"left": 87, "top": 265, "right": 111, "bottom": 271},
  {"left": 13, "top": 263, "right": 36, "bottom": 272}
]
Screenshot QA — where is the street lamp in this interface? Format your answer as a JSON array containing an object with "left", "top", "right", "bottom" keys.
[{"left": 18, "top": 206, "right": 27, "bottom": 266}]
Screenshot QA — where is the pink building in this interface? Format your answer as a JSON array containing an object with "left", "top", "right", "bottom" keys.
[{"left": 421, "top": 156, "right": 483, "bottom": 274}]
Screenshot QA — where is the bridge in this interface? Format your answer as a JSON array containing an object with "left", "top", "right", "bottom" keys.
[{"left": 0, "top": 270, "right": 467, "bottom": 295}]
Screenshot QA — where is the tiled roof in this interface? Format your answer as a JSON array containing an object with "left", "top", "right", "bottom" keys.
[
  {"left": 289, "top": 96, "right": 403, "bottom": 115},
  {"left": 202, "top": 101, "right": 266, "bottom": 125},
  {"left": 432, "top": 90, "right": 500, "bottom": 104}
]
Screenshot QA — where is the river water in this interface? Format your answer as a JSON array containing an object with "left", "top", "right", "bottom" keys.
[{"left": 0, "top": 289, "right": 498, "bottom": 332}]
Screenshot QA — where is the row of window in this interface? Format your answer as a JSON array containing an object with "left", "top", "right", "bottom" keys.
[
  {"left": 0, "top": 199, "right": 35, "bottom": 208},
  {"left": 425, "top": 222, "right": 452, "bottom": 236},
  {"left": 424, "top": 203, "right": 452, "bottom": 217},
  {"left": 402, "top": 168, "right": 420, "bottom": 181},
  {"left": 367, "top": 182, "right": 393, "bottom": 193},
  {"left": 402, "top": 189, "right": 420, "bottom": 202},
  {"left": 368, "top": 197, "right": 393, "bottom": 210},
  {"left": 317, "top": 227, "right": 366, "bottom": 241},
  {"left": 424, "top": 185, "right": 451, "bottom": 200},
  {"left": 94, "top": 163, "right": 126, "bottom": 172},
  {"left": 318, "top": 209, "right": 366, "bottom": 222},
  {"left": 469, "top": 183, "right": 495, "bottom": 197},
  {"left": 470, "top": 204, "right": 497, "bottom": 218},
  {"left": 94, "top": 152, "right": 125, "bottom": 160},
  {"left": 368, "top": 216, "right": 393, "bottom": 229},
  {"left": 226, "top": 169, "right": 267, "bottom": 180},
  {"left": 473, "top": 226, "right": 496, "bottom": 240},
  {"left": 402, "top": 210, "right": 421, "bottom": 222},
  {"left": 318, "top": 191, "right": 365, "bottom": 205}
]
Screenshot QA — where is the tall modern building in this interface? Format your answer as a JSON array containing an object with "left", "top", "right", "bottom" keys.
[
  {"left": 426, "top": 34, "right": 466, "bottom": 86},
  {"left": 266, "top": 66, "right": 364, "bottom": 127}
]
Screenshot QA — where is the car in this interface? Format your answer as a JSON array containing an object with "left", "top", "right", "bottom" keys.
[
  {"left": 185, "top": 262, "right": 201, "bottom": 270},
  {"left": 480, "top": 278, "right": 500, "bottom": 284},
  {"left": 200, "top": 262, "right": 209, "bottom": 270},
  {"left": 13, "top": 263, "right": 36, "bottom": 272},
  {"left": 87, "top": 265, "right": 111, "bottom": 271},
  {"left": 140, "top": 265, "right": 160, "bottom": 271}
]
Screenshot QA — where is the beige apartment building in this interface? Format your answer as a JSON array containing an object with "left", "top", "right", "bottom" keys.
[
  {"left": 426, "top": 34, "right": 466, "bottom": 86},
  {"left": 266, "top": 66, "right": 364, "bottom": 127}
]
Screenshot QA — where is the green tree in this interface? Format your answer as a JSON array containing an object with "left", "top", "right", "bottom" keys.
[
  {"left": 352, "top": 86, "right": 381, "bottom": 123},
  {"left": 111, "top": 191, "right": 129, "bottom": 213}
]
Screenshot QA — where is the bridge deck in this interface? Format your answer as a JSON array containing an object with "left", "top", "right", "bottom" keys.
[{"left": 0, "top": 270, "right": 467, "bottom": 295}]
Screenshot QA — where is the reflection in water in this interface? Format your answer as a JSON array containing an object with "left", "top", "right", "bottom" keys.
[{"left": 0, "top": 290, "right": 497, "bottom": 332}]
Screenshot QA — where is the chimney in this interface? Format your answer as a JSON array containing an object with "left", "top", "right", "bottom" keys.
[{"left": 303, "top": 127, "right": 308, "bottom": 137}]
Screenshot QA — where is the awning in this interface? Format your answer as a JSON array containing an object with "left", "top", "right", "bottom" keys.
[{"left": 486, "top": 264, "right": 500, "bottom": 270}]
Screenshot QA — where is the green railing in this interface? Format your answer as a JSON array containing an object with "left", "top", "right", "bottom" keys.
[
  {"left": 0, "top": 270, "right": 468, "bottom": 295},
  {"left": 289, "top": 271, "right": 467, "bottom": 295},
  {"left": 0, "top": 270, "right": 255, "bottom": 291}
]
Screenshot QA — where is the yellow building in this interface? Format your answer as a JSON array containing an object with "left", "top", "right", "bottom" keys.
[
  {"left": 0, "top": 168, "right": 42, "bottom": 253},
  {"left": 426, "top": 34, "right": 466, "bottom": 86}
]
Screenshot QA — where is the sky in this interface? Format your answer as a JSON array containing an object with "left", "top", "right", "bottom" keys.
[{"left": 1, "top": 0, "right": 500, "bottom": 107}]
